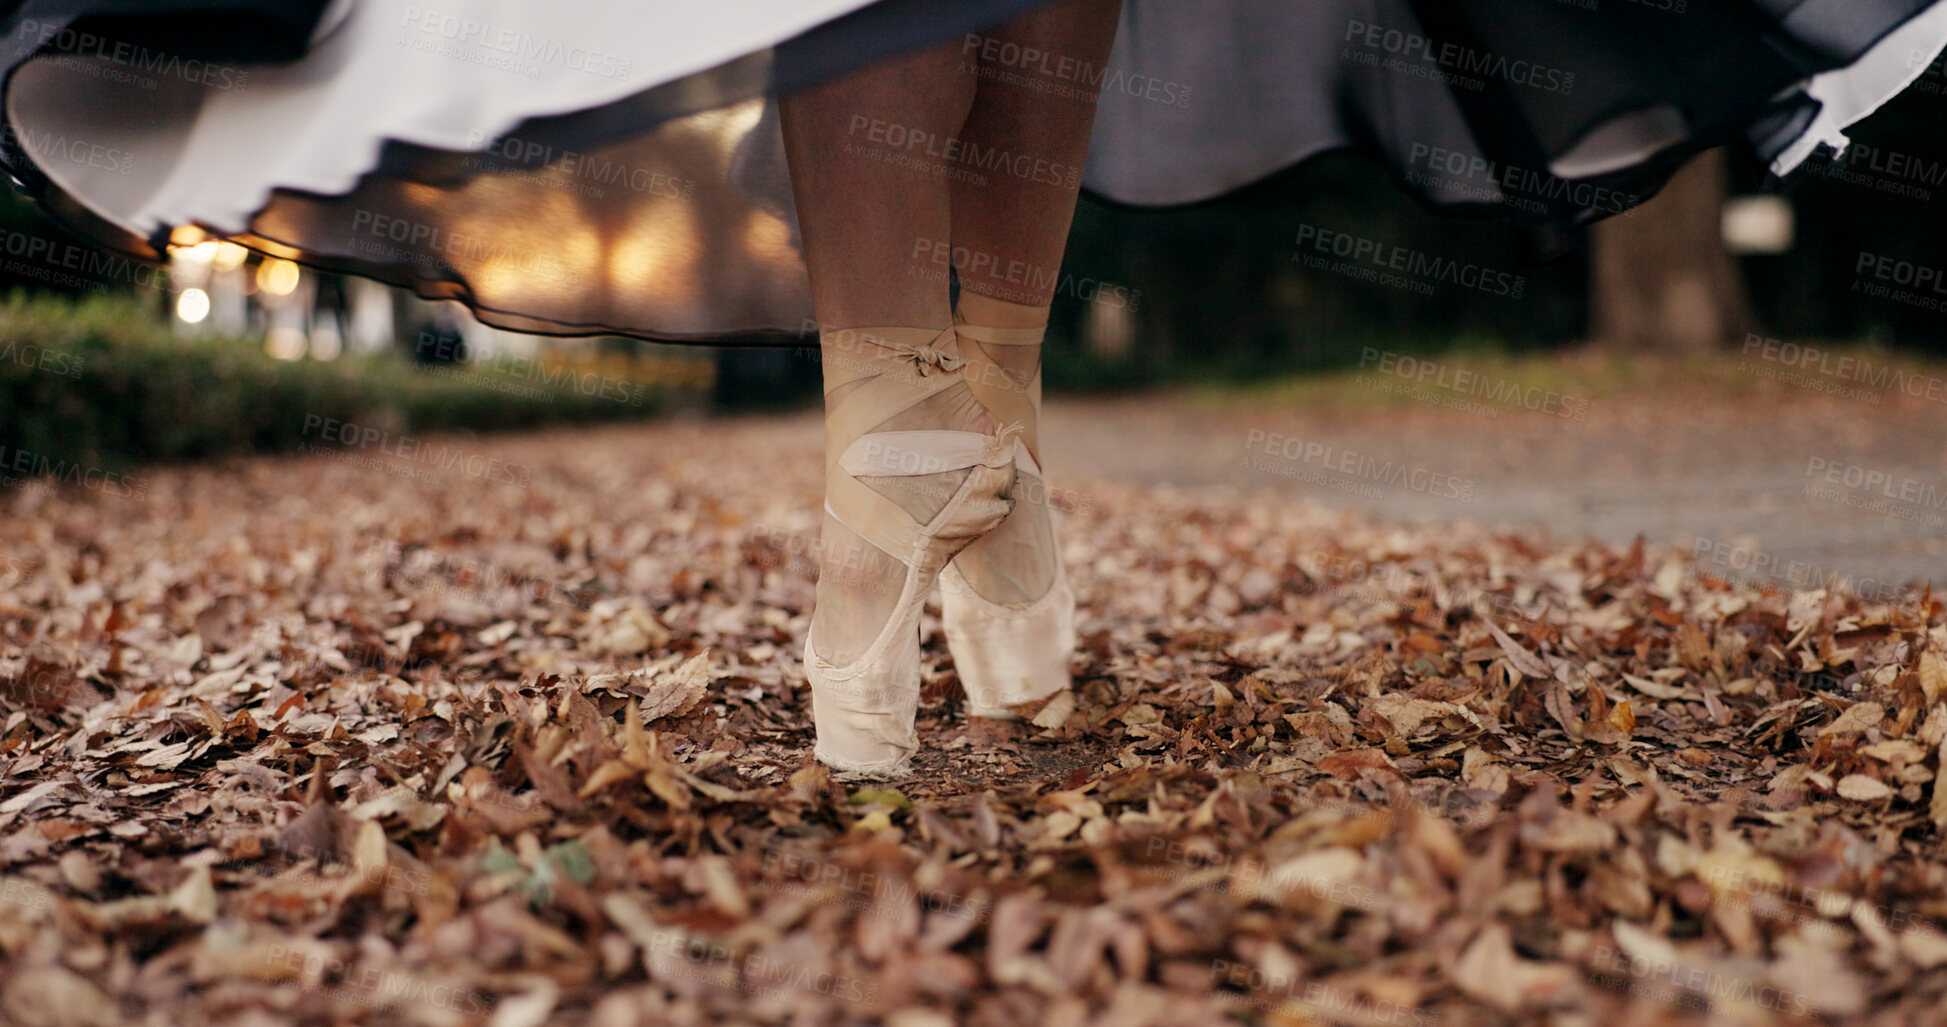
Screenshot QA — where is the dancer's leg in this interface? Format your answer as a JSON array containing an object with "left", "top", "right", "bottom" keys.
[
  {"left": 953, "top": 0, "right": 1124, "bottom": 321},
  {"left": 941, "top": 0, "right": 1122, "bottom": 715},
  {"left": 781, "top": 39, "right": 1024, "bottom": 771}
]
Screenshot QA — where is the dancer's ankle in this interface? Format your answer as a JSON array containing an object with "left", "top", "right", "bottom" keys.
[{"left": 955, "top": 288, "right": 1049, "bottom": 329}]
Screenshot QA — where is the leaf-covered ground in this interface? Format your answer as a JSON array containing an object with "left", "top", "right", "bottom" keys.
[{"left": 2, "top": 408, "right": 1945, "bottom": 1026}]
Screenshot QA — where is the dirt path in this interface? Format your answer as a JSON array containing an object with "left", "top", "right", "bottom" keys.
[{"left": 1035, "top": 382, "right": 1947, "bottom": 590}]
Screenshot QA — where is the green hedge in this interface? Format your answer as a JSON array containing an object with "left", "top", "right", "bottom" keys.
[{"left": 0, "top": 293, "right": 682, "bottom": 476}]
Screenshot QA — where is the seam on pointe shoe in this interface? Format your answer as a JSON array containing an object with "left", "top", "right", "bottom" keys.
[
  {"left": 942, "top": 557, "right": 1071, "bottom": 616},
  {"left": 802, "top": 569, "right": 924, "bottom": 684},
  {"left": 822, "top": 434, "right": 1014, "bottom": 663},
  {"left": 810, "top": 457, "right": 1015, "bottom": 691}
]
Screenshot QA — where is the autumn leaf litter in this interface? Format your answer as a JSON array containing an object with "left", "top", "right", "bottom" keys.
[{"left": 1, "top": 420, "right": 1944, "bottom": 1025}]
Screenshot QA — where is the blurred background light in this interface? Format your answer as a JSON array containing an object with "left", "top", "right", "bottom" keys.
[
  {"left": 1722, "top": 195, "right": 1795, "bottom": 255},
  {"left": 212, "top": 241, "right": 250, "bottom": 272},
  {"left": 264, "top": 326, "right": 305, "bottom": 360},
  {"left": 176, "top": 287, "right": 210, "bottom": 324},
  {"left": 256, "top": 258, "right": 301, "bottom": 296}
]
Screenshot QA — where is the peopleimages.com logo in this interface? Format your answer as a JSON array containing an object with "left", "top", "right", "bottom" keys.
[
  {"left": 1342, "top": 19, "right": 1575, "bottom": 95},
  {"left": 1740, "top": 333, "right": 1947, "bottom": 404},
  {"left": 1294, "top": 224, "right": 1525, "bottom": 298},
  {"left": 0, "top": 445, "right": 146, "bottom": 499},
  {"left": 298, "top": 415, "right": 532, "bottom": 488}
]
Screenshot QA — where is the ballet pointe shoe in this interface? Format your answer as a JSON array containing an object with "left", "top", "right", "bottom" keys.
[
  {"left": 804, "top": 325, "right": 1024, "bottom": 776},
  {"left": 940, "top": 293, "right": 1075, "bottom": 722},
  {"left": 941, "top": 557, "right": 1075, "bottom": 721}
]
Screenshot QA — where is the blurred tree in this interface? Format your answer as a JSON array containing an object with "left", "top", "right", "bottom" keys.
[{"left": 1590, "top": 149, "right": 1753, "bottom": 350}]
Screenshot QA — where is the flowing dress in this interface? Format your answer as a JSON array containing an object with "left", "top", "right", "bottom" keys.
[{"left": 3, "top": 0, "right": 1943, "bottom": 343}]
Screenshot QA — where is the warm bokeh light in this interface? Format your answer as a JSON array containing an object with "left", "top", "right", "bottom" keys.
[
  {"left": 309, "top": 325, "right": 343, "bottom": 361},
  {"left": 264, "top": 327, "right": 305, "bottom": 360},
  {"left": 176, "top": 241, "right": 219, "bottom": 266},
  {"left": 212, "top": 242, "right": 250, "bottom": 272},
  {"left": 256, "top": 258, "right": 301, "bottom": 296},
  {"left": 176, "top": 288, "right": 210, "bottom": 324},
  {"left": 1721, "top": 195, "right": 1795, "bottom": 255}
]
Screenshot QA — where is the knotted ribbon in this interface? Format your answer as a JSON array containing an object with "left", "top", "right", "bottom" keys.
[{"left": 856, "top": 326, "right": 965, "bottom": 377}]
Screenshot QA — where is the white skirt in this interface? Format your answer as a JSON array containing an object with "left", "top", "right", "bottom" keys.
[{"left": 7, "top": 0, "right": 1946, "bottom": 343}]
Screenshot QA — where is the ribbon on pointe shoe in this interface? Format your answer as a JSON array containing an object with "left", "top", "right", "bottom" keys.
[
  {"left": 851, "top": 325, "right": 965, "bottom": 378},
  {"left": 836, "top": 418, "right": 1027, "bottom": 482},
  {"left": 940, "top": 296, "right": 1073, "bottom": 719},
  {"left": 807, "top": 323, "right": 1023, "bottom": 774}
]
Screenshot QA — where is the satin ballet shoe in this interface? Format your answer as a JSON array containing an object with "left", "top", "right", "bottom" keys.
[
  {"left": 804, "top": 324, "right": 1024, "bottom": 776},
  {"left": 939, "top": 294, "right": 1075, "bottom": 722},
  {"left": 940, "top": 557, "right": 1075, "bottom": 721}
]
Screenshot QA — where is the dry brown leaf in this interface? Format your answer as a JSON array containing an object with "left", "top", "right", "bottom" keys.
[
  {"left": 1452, "top": 923, "right": 1574, "bottom": 1011},
  {"left": 1607, "top": 699, "right": 1635, "bottom": 735},
  {"left": 1821, "top": 701, "right": 1886, "bottom": 737},
  {"left": 1836, "top": 774, "right": 1894, "bottom": 801},
  {"left": 1621, "top": 673, "right": 1691, "bottom": 700},
  {"left": 1481, "top": 618, "right": 1550, "bottom": 679},
  {"left": 1920, "top": 649, "right": 1947, "bottom": 705},
  {"left": 589, "top": 650, "right": 713, "bottom": 724},
  {"left": 1931, "top": 733, "right": 1947, "bottom": 828},
  {"left": 1368, "top": 694, "right": 1453, "bottom": 738}
]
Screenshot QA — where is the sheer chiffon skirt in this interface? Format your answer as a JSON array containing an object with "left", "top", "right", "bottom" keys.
[{"left": 4, "top": 0, "right": 1946, "bottom": 343}]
